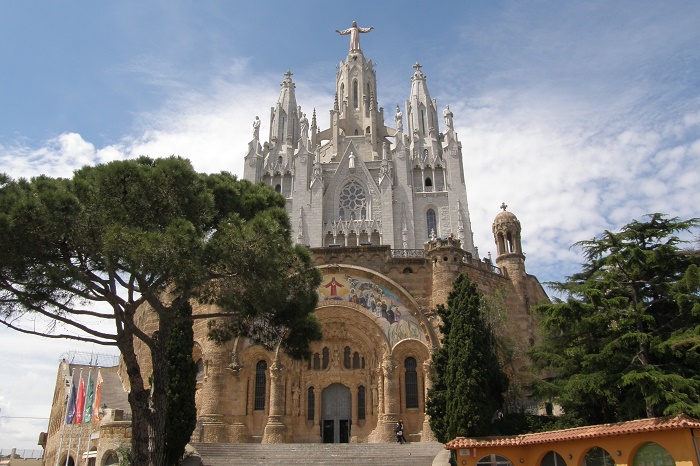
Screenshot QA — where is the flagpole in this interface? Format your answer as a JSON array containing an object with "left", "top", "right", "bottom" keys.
[
  {"left": 64, "top": 368, "right": 83, "bottom": 466},
  {"left": 75, "top": 366, "right": 92, "bottom": 466},
  {"left": 54, "top": 367, "right": 74, "bottom": 466},
  {"left": 83, "top": 366, "right": 100, "bottom": 466}
]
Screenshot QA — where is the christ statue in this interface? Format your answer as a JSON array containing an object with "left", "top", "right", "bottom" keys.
[{"left": 336, "top": 21, "right": 374, "bottom": 53}]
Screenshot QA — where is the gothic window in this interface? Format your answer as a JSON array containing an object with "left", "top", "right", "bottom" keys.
[
  {"left": 254, "top": 360, "right": 267, "bottom": 410},
  {"left": 344, "top": 346, "right": 351, "bottom": 369},
  {"left": 583, "top": 447, "right": 615, "bottom": 466},
  {"left": 357, "top": 385, "right": 366, "bottom": 420},
  {"left": 404, "top": 357, "right": 419, "bottom": 409},
  {"left": 425, "top": 177, "right": 432, "bottom": 187},
  {"left": 476, "top": 455, "right": 514, "bottom": 466},
  {"left": 322, "top": 347, "right": 329, "bottom": 370},
  {"left": 339, "top": 181, "right": 368, "bottom": 220},
  {"left": 313, "top": 353, "right": 320, "bottom": 371},
  {"left": 307, "top": 387, "right": 315, "bottom": 421},
  {"left": 421, "top": 109, "right": 426, "bottom": 134},
  {"left": 353, "top": 351, "right": 360, "bottom": 369},
  {"left": 281, "top": 115, "right": 285, "bottom": 137},
  {"left": 353, "top": 80, "right": 359, "bottom": 108},
  {"left": 275, "top": 184, "right": 281, "bottom": 193},
  {"left": 426, "top": 209, "right": 437, "bottom": 237},
  {"left": 340, "top": 84, "right": 345, "bottom": 110},
  {"left": 632, "top": 443, "right": 674, "bottom": 466},
  {"left": 541, "top": 452, "right": 566, "bottom": 466}
]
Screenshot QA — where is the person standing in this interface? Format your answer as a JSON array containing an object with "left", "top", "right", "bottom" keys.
[{"left": 395, "top": 420, "right": 407, "bottom": 444}]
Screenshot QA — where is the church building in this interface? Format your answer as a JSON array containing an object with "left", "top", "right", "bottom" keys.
[{"left": 42, "top": 23, "right": 549, "bottom": 466}]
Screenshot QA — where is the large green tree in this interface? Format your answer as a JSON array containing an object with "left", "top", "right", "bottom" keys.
[
  {"left": 531, "top": 214, "right": 700, "bottom": 426},
  {"left": 426, "top": 273, "right": 509, "bottom": 442},
  {"left": 0, "top": 157, "right": 321, "bottom": 465}
]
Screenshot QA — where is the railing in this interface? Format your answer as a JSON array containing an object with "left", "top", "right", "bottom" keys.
[
  {"left": 413, "top": 186, "right": 446, "bottom": 193},
  {"left": 0, "top": 449, "right": 44, "bottom": 459},
  {"left": 390, "top": 249, "right": 425, "bottom": 259}
]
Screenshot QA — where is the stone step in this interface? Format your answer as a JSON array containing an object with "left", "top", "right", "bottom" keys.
[{"left": 190, "top": 442, "right": 446, "bottom": 466}]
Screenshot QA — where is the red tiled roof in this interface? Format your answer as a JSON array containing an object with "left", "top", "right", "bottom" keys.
[{"left": 446, "top": 414, "right": 700, "bottom": 449}]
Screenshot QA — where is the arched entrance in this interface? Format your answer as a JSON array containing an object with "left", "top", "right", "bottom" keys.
[{"left": 322, "top": 383, "right": 352, "bottom": 443}]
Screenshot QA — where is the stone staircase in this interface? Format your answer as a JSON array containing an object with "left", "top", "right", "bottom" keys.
[{"left": 190, "top": 442, "right": 448, "bottom": 466}]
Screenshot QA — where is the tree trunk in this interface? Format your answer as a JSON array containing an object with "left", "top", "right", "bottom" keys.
[{"left": 119, "top": 332, "right": 151, "bottom": 466}]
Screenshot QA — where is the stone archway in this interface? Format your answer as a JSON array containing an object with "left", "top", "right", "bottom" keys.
[{"left": 322, "top": 383, "right": 352, "bottom": 443}]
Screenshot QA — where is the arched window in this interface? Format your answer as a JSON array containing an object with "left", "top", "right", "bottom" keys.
[
  {"left": 254, "top": 360, "right": 267, "bottom": 411},
  {"left": 584, "top": 447, "right": 615, "bottom": 466},
  {"left": 307, "top": 387, "right": 315, "bottom": 421},
  {"left": 344, "top": 346, "right": 351, "bottom": 369},
  {"left": 425, "top": 177, "right": 432, "bottom": 187},
  {"left": 103, "top": 451, "right": 119, "bottom": 465},
  {"left": 405, "top": 357, "right": 419, "bottom": 409},
  {"left": 420, "top": 109, "right": 426, "bottom": 134},
  {"left": 353, "top": 80, "right": 359, "bottom": 108},
  {"left": 476, "top": 455, "right": 514, "bottom": 466},
  {"left": 353, "top": 352, "right": 360, "bottom": 369},
  {"left": 426, "top": 209, "right": 437, "bottom": 238},
  {"left": 357, "top": 385, "right": 366, "bottom": 420},
  {"left": 541, "top": 452, "right": 566, "bottom": 466},
  {"left": 340, "top": 84, "right": 345, "bottom": 110},
  {"left": 322, "top": 347, "right": 329, "bottom": 370},
  {"left": 339, "top": 181, "right": 367, "bottom": 220},
  {"left": 633, "top": 443, "right": 675, "bottom": 466},
  {"left": 275, "top": 184, "right": 281, "bottom": 193},
  {"left": 195, "top": 358, "right": 204, "bottom": 382},
  {"left": 313, "top": 353, "right": 320, "bottom": 371}
]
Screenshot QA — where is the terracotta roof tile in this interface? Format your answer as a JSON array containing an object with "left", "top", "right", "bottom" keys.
[{"left": 446, "top": 414, "right": 700, "bottom": 449}]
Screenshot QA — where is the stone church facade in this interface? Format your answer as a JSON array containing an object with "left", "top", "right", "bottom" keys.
[
  {"left": 190, "top": 25, "right": 548, "bottom": 445},
  {"left": 42, "top": 24, "right": 548, "bottom": 466}
]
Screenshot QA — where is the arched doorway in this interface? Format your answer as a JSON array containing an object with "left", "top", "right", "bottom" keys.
[{"left": 322, "top": 383, "right": 352, "bottom": 443}]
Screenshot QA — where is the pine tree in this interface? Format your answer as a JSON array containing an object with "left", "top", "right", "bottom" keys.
[
  {"left": 531, "top": 214, "right": 700, "bottom": 425},
  {"left": 427, "top": 273, "right": 509, "bottom": 442}
]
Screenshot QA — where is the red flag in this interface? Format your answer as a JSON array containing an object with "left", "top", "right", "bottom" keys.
[
  {"left": 74, "top": 373, "right": 86, "bottom": 424},
  {"left": 91, "top": 369, "right": 104, "bottom": 423}
]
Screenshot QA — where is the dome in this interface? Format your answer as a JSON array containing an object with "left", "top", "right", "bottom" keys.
[{"left": 493, "top": 209, "right": 519, "bottom": 225}]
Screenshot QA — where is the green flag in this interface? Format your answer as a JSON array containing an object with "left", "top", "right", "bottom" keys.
[{"left": 83, "top": 371, "right": 95, "bottom": 424}]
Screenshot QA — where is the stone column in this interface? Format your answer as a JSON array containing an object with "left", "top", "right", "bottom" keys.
[
  {"left": 350, "top": 385, "right": 358, "bottom": 442},
  {"left": 262, "top": 358, "right": 289, "bottom": 443},
  {"left": 198, "top": 341, "right": 228, "bottom": 442},
  {"left": 376, "top": 355, "right": 399, "bottom": 442},
  {"left": 421, "top": 359, "right": 436, "bottom": 441}
]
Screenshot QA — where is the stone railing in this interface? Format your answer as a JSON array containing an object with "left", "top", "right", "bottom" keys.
[{"left": 390, "top": 249, "right": 425, "bottom": 259}]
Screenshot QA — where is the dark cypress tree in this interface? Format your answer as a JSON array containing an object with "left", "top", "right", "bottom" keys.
[
  {"left": 427, "top": 273, "right": 509, "bottom": 442},
  {"left": 164, "top": 300, "right": 198, "bottom": 466}
]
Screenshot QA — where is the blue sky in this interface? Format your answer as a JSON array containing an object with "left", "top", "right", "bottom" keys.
[{"left": 2, "top": 0, "right": 700, "bottom": 449}]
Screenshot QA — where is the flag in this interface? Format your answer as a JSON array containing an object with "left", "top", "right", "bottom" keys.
[
  {"left": 92, "top": 369, "right": 103, "bottom": 423},
  {"left": 65, "top": 378, "right": 77, "bottom": 425},
  {"left": 82, "top": 371, "right": 95, "bottom": 424},
  {"left": 74, "top": 373, "right": 86, "bottom": 424}
]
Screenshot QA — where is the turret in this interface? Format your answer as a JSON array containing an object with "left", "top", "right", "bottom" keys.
[{"left": 492, "top": 203, "right": 526, "bottom": 279}]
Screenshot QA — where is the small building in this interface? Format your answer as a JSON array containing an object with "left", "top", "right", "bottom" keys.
[{"left": 445, "top": 414, "right": 700, "bottom": 466}]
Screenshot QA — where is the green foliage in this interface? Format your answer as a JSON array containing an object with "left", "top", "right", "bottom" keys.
[
  {"left": 531, "top": 214, "right": 700, "bottom": 424},
  {"left": 0, "top": 157, "right": 322, "bottom": 466},
  {"left": 165, "top": 300, "right": 198, "bottom": 466},
  {"left": 426, "top": 274, "right": 509, "bottom": 442}
]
